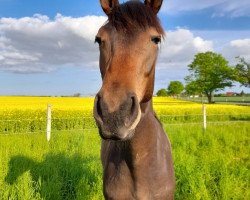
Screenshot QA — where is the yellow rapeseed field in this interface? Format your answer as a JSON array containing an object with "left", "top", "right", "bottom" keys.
[
  {"left": 0, "top": 96, "right": 94, "bottom": 110},
  {"left": 0, "top": 96, "right": 249, "bottom": 134},
  {"left": 153, "top": 97, "right": 250, "bottom": 115},
  {"left": 1, "top": 96, "right": 250, "bottom": 117}
]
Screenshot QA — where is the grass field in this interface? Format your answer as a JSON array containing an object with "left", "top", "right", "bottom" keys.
[
  {"left": 0, "top": 96, "right": 249, "bottom": 199},
  {"left": 182, "top": 96, "right": 250, "bottom": 104},
  {"left": 0, "top": 124, "right": 249, "bottom": 200},
  {"left": 213, "top": 96, "right": 250, "bottom": 102}
]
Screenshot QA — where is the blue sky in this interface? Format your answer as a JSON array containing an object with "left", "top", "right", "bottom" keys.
[
  {"left": 1, "top": 0, "right": 250, "bottom": 30},
  {"left": 0, "top": 0, "right": 250, "bottom": 96}
]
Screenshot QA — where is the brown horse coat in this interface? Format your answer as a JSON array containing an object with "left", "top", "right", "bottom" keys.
[{"left": 94, "top": 1, "right": 175, "bottom": 199}]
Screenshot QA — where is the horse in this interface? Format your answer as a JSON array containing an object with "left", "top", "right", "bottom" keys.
[{"left": 93, "top": 0, "right": 175, "bottom": 199}]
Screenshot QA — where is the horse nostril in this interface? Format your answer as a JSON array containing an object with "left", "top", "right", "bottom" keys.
[
  {"left": 124, "top": 94, "right": 139, "bottom": 127},
  {"left": 94, "top": 93, "right": 104, "bottom": 124},
  {"left": 124, "top": 96, "right": 134, "bottom": 126},
  {"left": 130, "top": 96, "right": 136, "bottom": 116},
  {"left": 96, "top": 94, "right": 103, "bottom": 118}
]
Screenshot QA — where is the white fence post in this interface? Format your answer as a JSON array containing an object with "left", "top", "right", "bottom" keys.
[
  {"left": 46, "top": 104, "right": 51, "bottom": 141},
  {"left": 202, "top": 104, "right": 206, "bottom": 130}
]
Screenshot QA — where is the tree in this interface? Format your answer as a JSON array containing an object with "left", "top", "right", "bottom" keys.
[
  {"left": 185, "top": 52, "right": 234, "bottom": 103},
  {"left": 73, "top": 93, "right": 81, "bottom": 97},
  {"left": 156, "top": 89, "right": 168, "bottom": 97},
  {"left": 234, "top": 56, "right": 250, "bottom": 87},
  {"left": 167, "top": 81, "right": 184, "bottom": 97},
  {"left": 185, "top": 81, "right": 201, "bottom": 96},
  {"left": 240, "top": 90, "right": 245, "bottom": 97}
]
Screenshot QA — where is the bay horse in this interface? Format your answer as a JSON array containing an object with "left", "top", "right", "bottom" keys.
[{"left": 93, "top": 0, "right": 175, "bottom": 199}]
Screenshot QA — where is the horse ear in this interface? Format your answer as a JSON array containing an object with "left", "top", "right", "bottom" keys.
[
  {"left": 100, "top": 0, "right": 119, "bottom": 16},
  {"left": 144, "top": 0, "right": 163, "bottom": 15}
]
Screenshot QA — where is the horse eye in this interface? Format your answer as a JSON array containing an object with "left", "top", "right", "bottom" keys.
[
  {"left": 151, "top": 36, "right": 161, "bottom": 45},
  {"left": 95, "top": 36, "right": 102, "bottom": 45}
]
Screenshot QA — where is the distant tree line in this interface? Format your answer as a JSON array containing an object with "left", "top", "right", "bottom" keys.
[{"left": 156, "top": 52, "right": 250, "bottom": 103}]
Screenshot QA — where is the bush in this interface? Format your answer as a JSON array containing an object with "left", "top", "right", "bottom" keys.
[{"left": 156, "top": 89, "right": 168, "bottom": 97}]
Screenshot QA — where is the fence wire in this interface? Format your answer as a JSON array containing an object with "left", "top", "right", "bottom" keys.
[
  {"left": 1, "top": 113, "right": 250, "bottom": 122},
  {"left": 0, "top": 114, "right": 249, "bottom": 136}
]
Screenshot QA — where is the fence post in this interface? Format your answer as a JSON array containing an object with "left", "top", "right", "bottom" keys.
[
  {"left": 202, "top": 104, "right": 206, "bottom": 130},
  {"left": 46, "top": 104, "right": 51, "bottom": 142}
]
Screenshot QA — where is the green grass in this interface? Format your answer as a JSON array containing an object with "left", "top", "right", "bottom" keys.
[
  {"left": 167, "top": 124, "right": 249, "bottom": 200},
  {"left": 0, "top": 124, "right": 249, "bottom": 199},
  {"left": 182, "top": 96, "right": 250, "bottom": 104},
  {"left": 213, "top": 96, "right": 250, "bottom": 102},
  {"left": 0, "top": 130, "right": 103, "bottom": 200}
]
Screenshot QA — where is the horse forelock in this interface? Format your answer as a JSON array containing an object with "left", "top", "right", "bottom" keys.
[{"left": 108, "top": 1, "right": 165, "bottom": 36}]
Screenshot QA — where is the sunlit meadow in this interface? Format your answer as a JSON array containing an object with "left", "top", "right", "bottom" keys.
[{"left": 0, "top": 96, "right": 249, "bottom": 199}]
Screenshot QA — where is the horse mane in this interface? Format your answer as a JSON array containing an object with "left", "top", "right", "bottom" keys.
[{"left": 109, "top": 1, "right": 164, "bottom": 36}]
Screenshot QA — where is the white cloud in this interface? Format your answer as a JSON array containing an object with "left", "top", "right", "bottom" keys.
[
  {"left": 156, "top": 29, "right": 250, "bottom": 90},
  {"left": 162, "top": 0, "right": 250, "bottom": 17},
  {"left": 0, "top": 15, "right": 214, "bottom": 74},
  {"left": 230, "top": 38, "right": 250, "bottom": 48},
  {"left": 222, "top": 38, "right": 250, "bottom": 63},
  {"left": 0, "top": 14, "right": 107, "bottom": 73},
  {"left": 158, "top": 29, "right": 213, "bottom": 70},
  {"left": 154, "top": 28, "right": 213, "bottom": 89},
  {"left": 158, "top": 29, "right": 250, "bottom": 72},
  {"left": 0, "top": 14, "right": 249, "bottom": 79}
]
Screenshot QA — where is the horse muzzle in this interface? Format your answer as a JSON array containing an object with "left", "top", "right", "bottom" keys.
[{"left": 93, "top": 92, "right": 141, "bottom": 141}]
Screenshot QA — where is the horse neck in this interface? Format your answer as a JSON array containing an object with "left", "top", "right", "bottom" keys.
[{"left": 131, "top": 97, "right": 158, "bottom": 149}]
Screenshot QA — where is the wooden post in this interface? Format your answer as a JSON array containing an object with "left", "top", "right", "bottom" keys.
[
  {"left": 46, "top": 104, "right": 51, "bottom": 142},
  {"left": 202, "top": 104, "right": 206, "bottom": 130}
]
